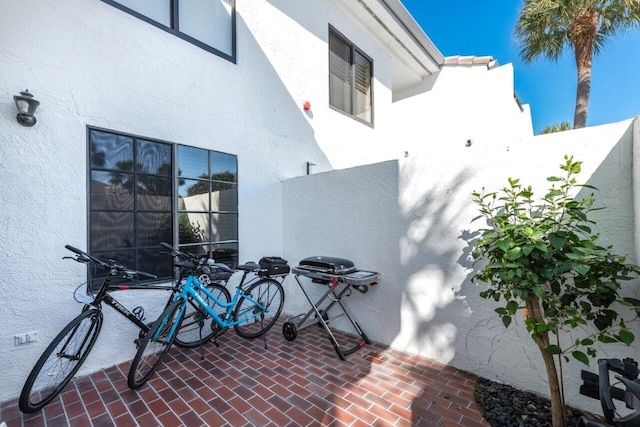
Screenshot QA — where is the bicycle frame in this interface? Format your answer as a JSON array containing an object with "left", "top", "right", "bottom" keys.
[
  {"left": 96, "top": 285, "right": 173, "bottom": 332},
  {"left": 174, "top": 273, "right": 265, "bottom": 329},
  {"left": 85, "top": 276, "right": 175, "bottom": 333}
]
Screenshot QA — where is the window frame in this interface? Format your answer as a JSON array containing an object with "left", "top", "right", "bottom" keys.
[
  {"left": 87, "top": 126, "right": 239, "bottom": 281},
  {"left": 328, "top": 25, "right": 374, "bottom": 127},
  {"left": 101, "top": 0, "right": 236, "bottom": 63}
]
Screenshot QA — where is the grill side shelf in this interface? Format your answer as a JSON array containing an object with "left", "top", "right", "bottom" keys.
[{"left": 293, "top": 266, "right": 380, "bottom": 286}]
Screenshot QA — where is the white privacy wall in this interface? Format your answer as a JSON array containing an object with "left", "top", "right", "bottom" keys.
[
  {"left": 390, "top": 62, "right": 534, "bottom": 156},
  {"left": 283, "top": 118, "right": 640, "bottom": 410}
]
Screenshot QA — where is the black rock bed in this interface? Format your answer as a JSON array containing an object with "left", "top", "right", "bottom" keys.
[{"left": 474, "top": 376, "right": 595, "bottom": 426}]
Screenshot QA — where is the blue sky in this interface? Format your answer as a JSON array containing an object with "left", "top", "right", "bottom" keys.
[{"left": 402, "top": 1, "right": 640, "bottom": 134}]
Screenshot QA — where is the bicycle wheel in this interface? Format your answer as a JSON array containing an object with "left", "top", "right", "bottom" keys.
[
  {"left": 128, "top": 299, "right": 184, "bottom": 389},
  {"left": 19, "top": 308, "right": 103, "bottom": 413},
  {"left": 174, "top": 283, "right": 231, "bottom": 348},
  {"left": 233, "top": 278, "right": 284, "bottom": 339}
]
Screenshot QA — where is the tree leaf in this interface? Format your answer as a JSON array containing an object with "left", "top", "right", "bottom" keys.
[
  {"left": 573, "top": 264, "right": 590, "bottom": 275},
  {"left": 507, "top": 247, "right": 523, "bottom": 260},
  {"left": 502, "top": 315, "right": 512, "bottom": 328},
  {"left": 621, "top": 297, "right": 640, "bottom": 307},
  {"left": 546, "top": 345, "right": 562, "bottom": 355},
  {"left": 618, "top": 330, "right": 635, "bottom": 346},
  {"left": 533, "top": 286, "right": 546, "bottom": 299},
  {"left": 572, "top": 351, "right": 589, "bottom": 365},
  {"left": 548, "top": 233, "right": 566, "bottom": 250}
]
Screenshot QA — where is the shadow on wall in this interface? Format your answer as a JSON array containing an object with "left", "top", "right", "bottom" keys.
[
  {"left": 283, "top": 117, "right": 639, "bottom": 416},
  {"left": 282, "top": 158, "right": 484, "bottom": 422},
  {"left": 395, "top": 164, "right": 481, "bottom": 361},
  {"left": 455, "top": 122, "right": 639, "bottom": 411}
]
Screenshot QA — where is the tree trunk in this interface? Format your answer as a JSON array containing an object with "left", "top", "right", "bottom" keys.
[
  {"left": 570, "top": 9, "right": 598, "bottom": 129},
  {"left": 526, "top": 297, "right": 566, "bottom": 427}
]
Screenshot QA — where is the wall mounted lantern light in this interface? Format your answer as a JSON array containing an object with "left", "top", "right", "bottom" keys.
[{"left": 14, "top": 89, "right": 40, "bottom": 127}]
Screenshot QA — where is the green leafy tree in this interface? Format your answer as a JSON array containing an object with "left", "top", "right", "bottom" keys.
[
  {"left": 515, "top": 0, "right": 640, "bottom": 129},
  {"left": 540, "top": 122, "right": 572, "bottom": 134},
  {"left": 468, "top": 156, "right": 640, "bottom": 427}
]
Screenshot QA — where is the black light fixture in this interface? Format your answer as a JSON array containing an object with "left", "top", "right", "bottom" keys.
[{"left": 14, "top": 89, "right": 40, "bottom": 127}]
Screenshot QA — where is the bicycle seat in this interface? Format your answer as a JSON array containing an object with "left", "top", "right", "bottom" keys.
[
  {"left": 206, "top": 260, "right": 235, "bottom": 273},
  {"left": 237, "top": 262, "right": 259, "bottom": 272}
]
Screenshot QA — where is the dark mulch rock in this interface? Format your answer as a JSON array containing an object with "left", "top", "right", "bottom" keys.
[{"left": 474, "top": 377, "right": 593, "bottom": 426}]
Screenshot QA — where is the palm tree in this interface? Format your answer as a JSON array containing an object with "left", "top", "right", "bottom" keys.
[{"left": 515, "top": 0, "right": 640, "bottom": 128}]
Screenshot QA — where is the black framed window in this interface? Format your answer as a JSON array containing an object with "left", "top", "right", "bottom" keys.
[
  {"left": 102, "top": 0, "right": 236, "bottom": 62},
  {"left": 88, "top": 128, "right": 238, "bottom": 281},
  {"left": 177, "top": 146, "right": 238, "bottom": 266},
  {"left": 329, "top": 26, "right": 373, "bottom": 125}
]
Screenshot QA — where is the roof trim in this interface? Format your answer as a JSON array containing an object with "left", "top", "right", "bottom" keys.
[
  {"left": 444, "top": 55, "right": 499, "bottom": 68},
  {"left": 379, "top": 0, "right": 445, "bottom": 66}
]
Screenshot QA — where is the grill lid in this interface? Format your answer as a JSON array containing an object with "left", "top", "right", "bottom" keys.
[{"left": 298, "top": 256, "right": 356, "bottom": 274}]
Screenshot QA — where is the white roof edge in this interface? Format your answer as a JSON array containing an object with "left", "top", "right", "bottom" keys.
[
  {"left": 444, "top": 55, "right": 499, "bottom": 67},
  {"left": 381, "top": 0, "right": 445, "bottom": 66}
]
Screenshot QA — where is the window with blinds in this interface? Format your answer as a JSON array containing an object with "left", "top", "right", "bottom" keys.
[{"left": 329, "top": 27, "right": 373, "bottom": 125}]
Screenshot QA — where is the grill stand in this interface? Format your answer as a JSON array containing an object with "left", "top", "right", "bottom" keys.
[{"left": 283, "top": 267, "right": 378, "bottom": 360}]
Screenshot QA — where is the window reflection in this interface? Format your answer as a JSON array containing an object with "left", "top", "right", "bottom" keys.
[
  {"left": 178, "top": 145, "right": 208, "bottom": 179},
  {"left": 90, "top": 211, "right": 135, "bottom": 251},
  {"left": 91, "top": 171, "right": 134, "bottom": 210},
  {"left": 211, "top": 151, "right": 237, "bottom": 182},
  {"left": 90, "top": 130, "right": 134, "bottom": 170},
  {"left": 212, "top": 213, "right": 237, "bottom": 242},
  {"left": 137, "top": 139, "right": 171, "bottom": 175},
  {"left": 179, "top": 212, "right": 210, "bottom": 244},
  {"left": 178, "top": 178, "right": 210, "bottom": 211},
  {"left": 138, "top": 176, "right": 172, "bottom": 211}
]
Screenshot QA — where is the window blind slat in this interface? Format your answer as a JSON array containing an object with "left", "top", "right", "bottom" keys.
[
  {"left": 328, "top": 28, "right": 372, "bottom": 124},
  {"left": 329, "top": 32, "right": 352, "bottom": 114}
]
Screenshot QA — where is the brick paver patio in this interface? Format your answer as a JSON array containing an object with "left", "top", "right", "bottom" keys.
[{"left": 1, "top": 318, "right": 489, "bottom": 426}]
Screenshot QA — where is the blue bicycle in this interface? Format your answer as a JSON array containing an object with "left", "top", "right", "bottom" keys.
[{"left": 127, "top": 243, "right": 288, "bottom": 389}]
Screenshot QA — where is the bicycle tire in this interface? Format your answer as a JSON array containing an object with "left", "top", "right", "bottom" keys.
[
  {"left": 19, "top": 308, "right": 103, "bottom": 413},
  {"left": 128, "top": 299, "right": 184, "bottom": 389},
  {"left": 233, "top": 278, "right": 284, "bottom": 339},
  {"left": 174, "top": 283, "right": 231, "bottom": 348}
]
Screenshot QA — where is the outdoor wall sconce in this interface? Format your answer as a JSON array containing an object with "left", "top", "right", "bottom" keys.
[{"left": 14, "top": 89, "right": 40, "bottom": 127}]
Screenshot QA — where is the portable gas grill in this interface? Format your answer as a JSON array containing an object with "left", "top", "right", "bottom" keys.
[{"left": 282, "top": 256, "right": 380, "bottom": 360}]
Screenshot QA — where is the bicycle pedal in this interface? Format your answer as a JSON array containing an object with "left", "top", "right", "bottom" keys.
[{"left": 209, "top": 338, "right": 220, "bottom": 348}]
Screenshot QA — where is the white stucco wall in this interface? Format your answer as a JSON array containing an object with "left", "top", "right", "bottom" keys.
[
  {"left": 282, "top": 118, "right": 639, "bottom": 410},
  {"left": 390, "top": 62, "right": 534, "bottom": 156}
]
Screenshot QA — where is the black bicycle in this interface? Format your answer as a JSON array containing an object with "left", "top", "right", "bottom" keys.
[
  {"left": 19, "top": 245, "right": 167, "bottom": 413},
  {"left": 579, "top": 357, "right": 640, "bottom": 426}
]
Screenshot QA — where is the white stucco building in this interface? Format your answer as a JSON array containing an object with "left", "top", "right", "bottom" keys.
[{"left": 2, "top": 0, "right": 637, "bottom": 413}]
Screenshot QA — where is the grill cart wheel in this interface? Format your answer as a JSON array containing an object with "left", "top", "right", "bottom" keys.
[{"left": 283, "top": 321, "right": 297, "bottom": 341}]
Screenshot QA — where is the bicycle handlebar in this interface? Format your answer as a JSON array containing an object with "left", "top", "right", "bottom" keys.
[
  {"left": 160, "top": 242, "right": 235, "bottom": 274},
  {"left": 64, "top": 245, "right": 157, "bottom": 280}
]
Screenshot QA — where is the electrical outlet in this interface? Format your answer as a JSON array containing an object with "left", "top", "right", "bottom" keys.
[{"left": 14, "top": 331, "right": 39, "bottom": 346}]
